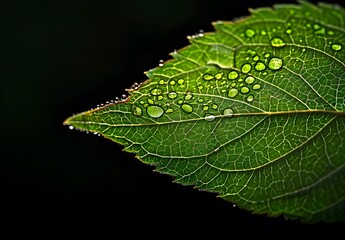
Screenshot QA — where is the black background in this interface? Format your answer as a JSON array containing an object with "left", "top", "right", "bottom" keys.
[{"left": 1, "top": 0, "right": 344, "bottom": 233}]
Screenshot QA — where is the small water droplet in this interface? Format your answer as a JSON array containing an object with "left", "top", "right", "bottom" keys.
[
  {"left": 181, "top": 104, "right": 193, "bottom": 113},
  {"left": 184, "top": 92, "right": 193, "bottom": 101},
  {"left": 254, "top": 62, "right": 266, "bottom": 71},
  {"left": 157, "top": 95, "right": 164, "bottom": 101},
  {"left": 168, "top": 92, "right": 178, "bottom": 99},
  {"left": 212, "top": 104, "right": 218, "bottom": 109},
  {"left": 147, "top": 98, "right": 154, "bottom": 105},
  {"left": 245, "top": 76, "right": 255, "bottom": 84},
  {"left": 247, "top": 95, "right": 254, "bottom": 102},
  {"left": 331, "top": 43, "right": 342, "bottom": 51},
  {"left": 169, "top": 80, "right": 176, "bottom": 85},
  {"left": 241, "top": 86, "right": 250, "bottom": 94},
  {"left": 177, "top": 79, "right": 184, "bottom": 85},
  {"left": 147, "top": 105, "right": 164, "bottom": 118},
  {"left": 228, "top": 71, "right": 239, "bottom": 80},
  {"left": 285, "top": 28, "right": 292, "bottom": 34},
  {"left": 198, "top": 99, "right": 204, "bottom": 103},
  {"left": 215, "top": 72, "right": 223, "bottom": 80},
  {"left": 177, "top": 99, "right": 183, "bottom": 104},
  {"left": 132, "top": 106, "right": 143, "bottom": 116},
  {"left": 121, "top": 94, "right": 127, "bottom": 100},
  {"left": 69, "top": 126, "right": 74, "bottom": 130},
  {"left": 253, "top": 55, "right": 259, "bottom": 61},
  {"left": 165, "top": 108, "right": 174, "bottom": 113},
  {"left": 151, "top": 88, "right": 162, "bottom": 96},
  {"left": 261, "top": 30, "right": 267, "bottom": 35},
  {"left": 327, "top": 30, "right": 334, "bottom": 35},
  {"left": 158, "top": 80, "right": 165, "bottom": 85},
  {"left": 245, "top": 28, "right": 256, "bottom": 38},
  {"left": 301, "top": 48, "right": 306, "bottom": 53},
  {"left": 159, "top": 59, "right": 164, "bottom": 67},
  {"left": 203, "top": 105, "right": 209, "bottom": 111},
  {"left": 205, "top": 114, "right": 216, "bottom": 122},
  {"left": 223, "top": 108, "right": 234, "bottom": 117},
  {"left": 203, "top": 73, "right": 214, "bottom": 81},
  {"left": 252, "top": 84, "right": 261, "bottom": 90},
  {"left": 228, "top": 88, "right": 238, "bottom": 98},
  {"left": 241, "top": 63, "right": 252, "bottom": 73},
  {"left": 268, "top": 57, "right": 283, "bottom": 70},
  {"left": 264, "top": 53, "right": 270, "bottom": 58},
  {"left": 271, "top": 37, "right": 286, "bottom": 47}
]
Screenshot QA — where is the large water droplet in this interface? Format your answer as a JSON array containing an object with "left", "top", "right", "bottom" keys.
[
  {"left": 245, "top": 29, "right": 256, "bottom": 38},
  {"left": 332, "top": 43, "right": 342, "bottom": 51},
  {"left": 268, "top": 57, "right": 283, "bottom": 70},
  {"left": 181, "top": 104, "right": 193, "bottom": 113},
  {"left": 228, "top": 88, "right": 238, "bottom": 98},
  {"left": 254, "top": 62, "right": 266, "bottom": 71},
  {"left": 241, "top": 63, "right": 252, "bottom": 73},
  {"left": 132, "top": 106, "right": 143, "bottom": 116},
  {"left": 151, "top": 88, "right": 162, "bottom": 96},
  {"left": 205, "top": 114, "right": 216, "bottom": 122},
  {"left": 168, "top": 92, "right": 178, "bottom": 99},
  {"left": 228, "top": 71, "right": 239, "bottom": 80},
  {"left": 271, "top": 37, "right": 286, "bottom": 47},
  {"left": 245, "top": 76, "right": 255, "bottom": 84},
  {"left": 223, "top": 108, "right": 234, "bottom": 117},
  {"left": 147, "top": 105, "right": 164, "bottom": 118}
]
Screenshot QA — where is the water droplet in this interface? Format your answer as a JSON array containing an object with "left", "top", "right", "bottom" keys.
[
  {"left": 157, "top": 95, "right": 164, "bottom": 101},
  {"left": 177, "top": 99, "right": 183, "bottom": 104},
  {"left": 159, "top": 59, "right": 164, "bottom": 67},
  {"left": 254, "top": 62, "right": 266, "bottom": 71},
  {"left": 253, "top": 84, "right": 261, "bottom": 90},
  {"left": 228, "top": 88, "right": 238, "bottom": 98},
  {"left": 261, "top": 30, "right": 267, "bottom": 35},
  {"left": 212, "top": 104, "right": 218, "bottom": 109},
  {"left": 159, "top": 80, "right": 165, "bottom": 85},
  {"left": 169, "top": 80, "right": 176, "bottom": 85},
  {"left": 241, "top": 86, "right": 250, "bottom": 94},
  {"left": 198, "top": 99, "right": 204, "bottom": 103},
  {"left": 228, "top": 71, "right": 239, "bottom": 80},
  {"left": 231, "top": 82, "right": 237, "bottom": 87},
  {"left": 203, "top": 73, "right": 214, "bottom": 81},
  {"left": 241, "top": 63, "right": 252, "bottom": 73},
  {"left": 184, "top": 92, "right": 193, "bottom": 101},
  {"left": 264, "top": 53, "right": 270, "bottom": 58},
  {"left": 205, "top": 114, "right": 216, "bottom": 122},
  {"left": 327, "top": 30, "right": 334, "bottom": 35},
  {"left": 331, "top": 43, "right": 342, "bottom": 51},
  {"left": 245, "top": 29, "right": 256, "bottom": 38},
  {"left": 245, "top": 76, "right": 255, "bottom": 84},
  {"left": 147, "top": 98, "right": 154, "bottom": 105},
  {"left": 198, "top": 85, "right": 204, "bottom": 90},
  {"left": 177, "top": 79, "right": 184, "bottom": 85},
  {"left": 147, "top": 105, "right": 164, "bottom": 118},
  {"left": 302, "top": 48, "right": 306, "bottom": 53},
  {"left": 151, "top": 88, "right": 162, "bottom": 96},
  {"left": 181, "top": 104, "right": 193, "bottom": 113},
  {"left": 132, "top": 106, "right": 143, "bottom": 116},
  {"left": 69, "top": 126, "right": 74, "bottom": 130},
  {"left": 247, "top": 95, "right": 254, "bottom": 102},
  {"left": 268, "top": 57, "right": 283, "bottom": 70},
  {"left": 121, "top": 94, "right": 127, "bottom": 100},
  {"left": 165, "top": 108, "right": 174, "bottom": 113},
  {"left": 203, "top": 105, "right": 209, "bottom": 111},
  {"left": 253, "top": 55, "right": 259, "bottom": 61},
  {"left": 271, "top": 37, "right": 286, "bottom": 47},
  {"left": 223, "top": 108, "right": 234, "bottom": 117},
  {"left": 285, "top": 28, "right": 292, "bottom": 34},
  {"left": 215, "top": 72, "right": 223, "bottom": 80},
  {"left": 168, "top": 92, "right": 178, "bottom": 99}
]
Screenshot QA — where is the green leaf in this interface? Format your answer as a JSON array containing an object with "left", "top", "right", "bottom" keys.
[{"left": 64, "top": 1, "right": 345, "bottom": 223}]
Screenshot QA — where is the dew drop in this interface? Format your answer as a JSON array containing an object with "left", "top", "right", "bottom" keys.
[
  {"left": 223, "top": 108, "right": 234, "bottom": 117},
  {"left": 245, "top": 28, "right": 256, "bottom": 38},
  {"left": 241, "top": 86, "right": 250, "bottom": 94},
  {"left": 198, "top": 99, "right": 204, "bottom": 103},
  {"left": 215, "top": 72, "right": 224, "bottom": 80},
  {"left": 168, "top": 91, "right": 178, "bottom": 99},
  {"left": 158, "top": 80, "right": 165, "bottom": 85},
  {"left": 212, "top": 104, "right": 218, "bottom": 109},
  {"left": 285, "top": 28, "right": 292, "bottom": 34},
  {"left": 159, "top": 59, "right": 164, "bottom": 67},
  {"left": 147, "top": 105, "right": 164, "bottom": 118},
  {"left": 177, "top": 99, "right": 183, "bottom": 104},
  {"left": 247, "top": 95, "right": 254, "bottom": 102},
  {"left": 181, "top": 104, "right": 193, "bottom": 113},
  {"left": 271, "top": 37, "right": 286, "bottom": 47},
  {"left": 254, "top": 62, "right": 266, "bottom": 71},
  {"left": 253, "top": 84, "right": 261, "bottom": 90},
  {"left": 121, "top": 94, "right": 127, "bottom": 100},
  {"left": 268, "top": 57, "right": 283, "bottom": 70},
  {"left": 261, "top": 30, "right": 267, "bottom": 35},
  {"left": 241, "top": 63, "right": 252, "bottom": 73},
  {"left": 228, "top": 71, "right": 239, "bottom": 80},
  {"left": 228, "top": 88, "right": 238, "bottom": 98},
  {"left": 184, "top": 92, "right": 193, "bottom": 101},
  {"left": 151, "top": 88, "right": 162, "bottom": 95},
  {"left": 69, "top": 126, "right": 74, "bottom": 130},
  {"left": 203, "top": 105, "right": 209, "bottom": 111},
  {"left": 264, "top": 53, "right": 270, "bottom": 58},
  {"left": 331, "top": 43, "right": 342, "bottom": 51},
  {"left": 198, "top": 85, "right": 204, "bottom": 90},
  {"left": 177, "top": 79, "right": 184, "bottom": 85},
  {"left": 231, "top": 82, "right": 237, "bottom": 87},
  {"left": 245, "top": 76, "right": 255, "bottom": 84},
  {"left": 203, "top": 73, "right": 214, "bottom": 81},
  {"left": 147, "top": 98, "right": 154, "bottom": 105},
  {"left": 327, "top": 30, "right": 334, "bottom": 35},
  {"left": 165, "top": 108, "right": 174, "bottom": 113},
  {"left": 169, "top": 80, "right": 176, "bottom": 85},
  {"left": 132, "top": 106, "right": 143, "bottom": 116},
  {"left": 253, "top": 55, "right": 259, "bottom": 61},
  {"left": 157, "top": 95, "right": 164, "bottom": 101},
  {"left": 205, "top": 113, "right": 216, "bottom": 122}
]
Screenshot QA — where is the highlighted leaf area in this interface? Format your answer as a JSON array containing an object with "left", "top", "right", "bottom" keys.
[{"left": 64, "top": 1, "right": 345, "bottom": 223}]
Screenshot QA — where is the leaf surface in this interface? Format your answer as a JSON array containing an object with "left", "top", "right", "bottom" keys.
[{"left": 64, "top": 1, "right": 345, "bottom": 223}]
